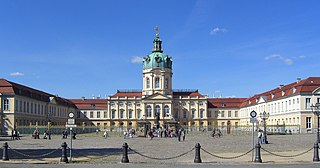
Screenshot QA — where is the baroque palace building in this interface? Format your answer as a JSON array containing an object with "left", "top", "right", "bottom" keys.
[{"left": 1, "top": 28, "right": 320, "bottom": 135}]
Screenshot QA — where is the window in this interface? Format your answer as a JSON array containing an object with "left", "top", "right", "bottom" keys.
[
  {"left": 221, "top": 111, "right": 225, "bottom": 117},
  {"left": 190, "top": 102, "right": 195, "bottom": 106},
  {"left": 111, "top": 110, "right": 116, "bottom": 119},
  {"left": 136, "top": 103, "right": 141, "bottom": 106},
  {"left": 38, "top": 104, "right": 40, "bottom": 114},
  {"left": 228, "top": 111, "right": 232, "bottom": 117},
  {"left": 200, "top": 109, "right": 204, "bottom": 118},
  {"left": 19, "top": 100, "right": 22, "bottom": 112},
  {"left": 235, "top": 111, "right": 238, "bottom": 117},
  {"left": 174, "top": 111, "right": 178, "bottom": 119},
  {"left": 120, "top": 109, "right": 124, "bottom": 118},
  {"left": 297, "top": 98, "right": 299, "bottom": 104},
  {"left": 97, "top": 111, "right": 101, "bottom": 118},
  {"left": 155, "top": 77, "right": 160, "bottom": 88},
  {"left": 31, "top": 103, "right": 33, "bottom": 113},
  {"left": 199, "top": 102, "right": 203, "bottom": 106},
  {"left": 182, "top": 102, "right": 186, "bottom": 106},
  {"left": 128, "top": 102, "right": 132, "bottom": 107},
  {"left": 146, "top": 78, "right": 150, "bottom": 88},
  {"left": 215, "top": 111, "right": 219, "bottom": 118},
  {"left": 235, "top": 122, "right": 239, "bottom": 128},
  {"left": 104, "top": 111, "right": 108, "bottom": 118},
  {"left": 306, "top": 117, "right": 312, "bottom": 129},
  {"left": 15, "top": 100, "right": 18, "bottom": 111},
  {"left": 293, "top": 99, "right": 295, "bottom": 105},
  {"left": 90, "top": 111, "right": 94, "bottom": 118},
  {"left": 110, "top": 102, "right": 115, "bottom": 106},
  {"left": 207, "top": 110, "right": 211, "bottom": 118},
  {"left": 119, "top": 102, "right": 124, "bottom": 106},
  {"left": 174, "top": 102, "right": 179, "bottom": 106},
  {"left": 164, "top": 105, "right": 169, "bottom": 117},
  {"left": 191, "top": 109, "right": 196, "bottom": 118},
  {"left": 83, "top": 111, "right": 87, "bottom": 118},
  {"left": 306, "top": 98, "right": 311, "bottom": 109},
  {"left": 27, "top": 102, "right": 29, "bottom": 113},
  {"left": 3, "top": 99, "right": 10, "bottom": 111},
  {"left": 183, "top": 110, "right": 187, "bottom": 119},
  {"left": 146, "top": 105, "right": 152, "bottom": 117},
  {"left": 222, "top": 122, "right": 225, "bottom": 128},
  {"left": 129, "top": 110, "right": 133, "bottom": 119},
  {"left": 318, "top": 98, "right": 320, "bottom": 103},
  {"left": 165, "top": 78, "right": 169, "bottom": 89},
  {"left": 137, "top": 109, "right": 141, "bottom": 119},
  {"left": 155, "top": 105, "right": 160, "bottom": 117}
]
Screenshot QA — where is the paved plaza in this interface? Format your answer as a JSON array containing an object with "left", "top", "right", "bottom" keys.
[{"left": 0, "top": 132, "right": 320, "bottom": 166}]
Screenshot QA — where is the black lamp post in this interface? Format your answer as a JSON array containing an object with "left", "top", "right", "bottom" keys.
[
  {"left": 311, "top": 103, "right": 320, "bottom": 144},
  {"left": 260, "top": 111, "right": 270, "bottom": 144}
]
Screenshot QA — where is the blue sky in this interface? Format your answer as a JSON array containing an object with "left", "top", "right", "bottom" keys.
[{"left": 1, "top": 0, "right": 320, "bottom": 99}]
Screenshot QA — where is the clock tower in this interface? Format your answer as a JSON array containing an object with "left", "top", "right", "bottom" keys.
[{"left": 142, "top": 26, "right": 173, "bottom": 97}]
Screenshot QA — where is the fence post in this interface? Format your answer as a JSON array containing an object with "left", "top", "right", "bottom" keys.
[
  {"left": 121, "top": 143, "right": 129, "bottom": 163},
  {"left": 254, "top": 143, "right": 262, "bottom": 163},
  {"left": 60, "top": 142, "right": 68, "bottom": 163},
  {"left": 2, "top": 142, "right": 9, "bottom": 161},
  {"left": 313, "top": 143, "right": 319, "bottom": 162},
  {"left": 194, "top": 143, "right": 202, "bottom": 163}
]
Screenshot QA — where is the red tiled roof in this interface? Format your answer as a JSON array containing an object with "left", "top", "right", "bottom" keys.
[
  {"left": 69, "top": 99, "right": 108, "bottom": 109},
  {"left": 111, "top": 92, "right": 142, "bottom": 98},
  {"left": 173, "top": 90, "right": 205, "bottom": 98},
  {"left": 207, "top": 98, "right": 246, "bottom": 108},
  {"left": 241, "top": 77, "right": 320, "bottom": 107},
  {"left": 0, "top": 78, "right": 76, "bottom": 108}
]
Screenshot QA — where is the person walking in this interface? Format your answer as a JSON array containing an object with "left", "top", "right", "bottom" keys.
[{"left": 257, "top": 129, "right": 263, "bottom": 144}]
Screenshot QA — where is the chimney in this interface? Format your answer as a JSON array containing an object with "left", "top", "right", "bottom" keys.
[
  {"left": 81, "top": 96, "right": 85, "bottom": 100},
  {"left": 296, "top": 78, "right": 301, "bottom": 83},
  {"left": 279, "top": 85, "right": 284, "bottom": 89},
  {"left": 92, "top": 94, "right": 95, "bottom": 99}
]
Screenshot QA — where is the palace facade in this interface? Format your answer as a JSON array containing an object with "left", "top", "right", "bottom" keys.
[{"left": 1, "top": 28, "right": 320, "bottom": 135}]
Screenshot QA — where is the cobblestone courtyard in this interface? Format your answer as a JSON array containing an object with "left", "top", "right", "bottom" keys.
[{"left": 0, "top": 132, "right": 319, "bottom": 164}]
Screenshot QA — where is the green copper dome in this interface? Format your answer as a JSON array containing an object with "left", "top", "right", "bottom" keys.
[{"left": 143, "top": 27, "right": 172, "bottom": 69}]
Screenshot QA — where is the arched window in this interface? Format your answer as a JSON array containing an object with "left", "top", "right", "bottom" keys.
[
  {"left": 191, "top": 108, "right": 196, "bottom": 118},
  {"left": 155, "top": 105, "right": 161, "bottom": 118},
  {"left": 146, "top": 78, "right": 150, "bottom": 88},
  {"left": 200, "top": 109, "right": 204, "bottom": 118},
  {"left": 155, "top": 77, "right": 160, "bottom": 88},
  {"left": 120, "top": 109, "right": 125, "bottom": 118},
  {"left": 163, "top": 105, "right": 169, "bottom": 117},
  {"left": 111, "top": 109, "right": 116, "bottom": 119},
  {"left": 137, "top": 109, "right": 142, "bottom": 119},
  {"left": 146, "top": 105, "right": 152, "bottom": 117},
  {"left": 129, "top": 109, "right": 133, "bottom": 119},
  {"left": 165, "top": 78, "right": 169, "bottom": 89},
  {"left": 183, "top": 110, "right": 187, "bottom": 119}
]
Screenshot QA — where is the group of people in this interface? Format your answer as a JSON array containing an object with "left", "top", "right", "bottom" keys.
[
  {"left": 62, "top": 129, "right": 77, "bottom": 139},
  {"left": 32, "top": 129, "right": 51, "bottom": 140},
  {"left": 146, "top": 127, "right": 186, "bottom": 141},
  {"left": 11, "top": 129, "right": 20, "bottom": 140},
  {"left": 210, "top": 128, "right": 223, "bottom": 138}
]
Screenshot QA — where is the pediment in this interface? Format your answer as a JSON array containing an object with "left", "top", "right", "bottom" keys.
[
  {"left": 257, "top": 96, "right": 266, "bottom": 104},
  {"left": 312, "top": 87, "right": 320, "bottom": 95},
  {"left": 143, "top": 93, "right": 172, "bottom": 101}
]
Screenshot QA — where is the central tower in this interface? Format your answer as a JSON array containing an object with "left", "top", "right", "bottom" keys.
[{"left": 142, "top": 26, "right": 173, "bottom": 97}]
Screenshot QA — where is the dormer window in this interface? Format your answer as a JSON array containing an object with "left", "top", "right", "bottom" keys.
[
  {"left": 91, "top": 104, "right": 95, "bottom": 108},
  {"left": 282, "top": 91, "right": 285, "bottom": 96},
  {"left": 221, "top": 103, "right": 225, "bottom": 107},
  {"left": 293, "top": 87, "right": 296, "bottom": 93},
  {"left": 271, "top": 94, "right": 274, "bottom": 99}
]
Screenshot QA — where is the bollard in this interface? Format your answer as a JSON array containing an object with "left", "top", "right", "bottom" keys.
[
  {"left": 121, "top": 143, "right": 129, "bottom": 163},
  {"left": 60, "top": 142, "right": 68, "bottom": 163},
  {"left": 313, "top": 143, "right": 319, "bottom": 162},
  {"left": 194, "top": 143, "right": 202, "bottom": 163},
  {"left": 254, "top": 143, "right": 262, "bottom": 163},
  {"left": 2, "top": 142, "right": 9, "bottom": 161}
]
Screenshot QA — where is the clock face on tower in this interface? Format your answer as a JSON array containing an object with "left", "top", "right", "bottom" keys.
[{"left": 68, "top": 112, "right": 74, "bottom": 118}]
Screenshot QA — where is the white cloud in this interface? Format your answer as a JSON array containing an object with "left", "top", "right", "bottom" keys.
[
  {"left": 210, "top": 27, "right": 227, "bottom": 35},
  {"left": 298, "top": 55, "right": 306, "bottom": 59},
  {"left": 264, "top": 54, "right": 293, "bottom": 65},
  {"left": 131, "top": 56, "right": 143, "bottom": 64},
  {"left": 10, "top": 72, "right": 24, "bottom": 76}
]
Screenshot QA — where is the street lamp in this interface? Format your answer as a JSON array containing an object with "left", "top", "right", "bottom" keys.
[
  {"left": 260, "top": 111, "right": 270, "bottom": 144},
  {"left": 311, "top": 103, "right": 320, "bottom": 144}
]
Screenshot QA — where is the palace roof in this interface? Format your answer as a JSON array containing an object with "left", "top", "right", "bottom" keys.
[
  {"left": 207, "top": 98, "right": 246, "bottom": 108},
  {"left": 69, "top": 98, "right": 108, "bottom": 109},
  {"left": 241, "top": 77, "right": 320, "bottom": 107},
  {"left": 0, "top": 78, "right": 76, "bottom": 108}
]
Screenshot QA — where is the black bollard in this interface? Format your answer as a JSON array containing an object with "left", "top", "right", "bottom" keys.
[
  {"left": 60, "top": 142, "right": 68, "bottom": 163},
  {"left": 313, "top": 143, "right": 319, "bottom": 162},
  {"left": 121, "top": 143, "right": 129, "bottom": 163},
  {"left": 2, "top": 142, "right": 9, "bottom": 161},
  {"left": 194, "top": 143, "right": 202, "bottom": 163},
  {"left": 254, "top": 143, "right": 262, "bottom": 163}
]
